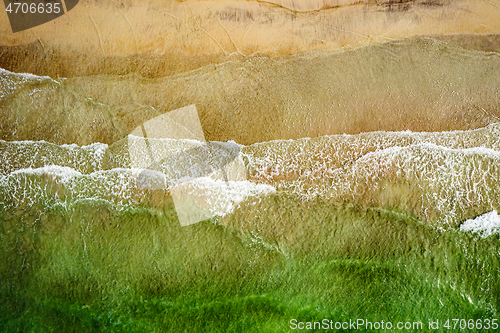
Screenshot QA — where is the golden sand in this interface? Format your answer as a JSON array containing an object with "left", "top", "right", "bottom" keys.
[{"left": 1, "top": 0, "right": 500, "bottom": 77}]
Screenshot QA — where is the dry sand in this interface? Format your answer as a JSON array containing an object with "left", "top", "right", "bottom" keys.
[{"left": 1, "top": 0, "right": 500, "bottom": 77}]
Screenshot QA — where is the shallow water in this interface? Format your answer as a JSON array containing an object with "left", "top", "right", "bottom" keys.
[
  {"left": 1, "top": 37, "right": 500, "bottom": 331},
  {"left": 1, "top": 117, "right": 500, "bottom": 329},
  {"left": 2, "top": 38, "right": 500, "bottom": 145}
]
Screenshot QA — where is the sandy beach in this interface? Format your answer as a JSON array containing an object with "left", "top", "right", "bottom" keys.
[{"left": 1, "top": 1, "right": 500, "bottom": 331}]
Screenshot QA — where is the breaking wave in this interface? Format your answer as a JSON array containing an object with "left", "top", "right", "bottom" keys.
[{"left": 1, "top": 122, "right": 499, "bottom": 229}]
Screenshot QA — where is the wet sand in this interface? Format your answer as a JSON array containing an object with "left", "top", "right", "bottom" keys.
[{"left": 1, "top": 37, "right": 500, "bottom": 145}]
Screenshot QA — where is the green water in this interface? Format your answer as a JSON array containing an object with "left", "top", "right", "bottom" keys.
[
  {"left": 0, "top": 194, "right": 499, "bottom": 332},
  {"left": 0, "top": 120, "right": 499, "bottom": 333}
]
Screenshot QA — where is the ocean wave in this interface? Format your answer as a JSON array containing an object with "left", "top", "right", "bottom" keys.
[
  {"left": 0, "top": 164, "right": 275, "bottom": 222},
  {"left": 0, "top": 121, "right": 499, "bottom": 227},
  {"left": 460, "top": 211, "right": 500, "bottom": 238},
  {"left": 0, "top": 139, "right": 108, "bottom": 175},
  {"left": 243, "top": 124, "right": 500, "bottom": 226}
]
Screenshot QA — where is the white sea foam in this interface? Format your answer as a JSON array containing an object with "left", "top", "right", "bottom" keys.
[
  {"left": 0, "top": 121, "right": 499, "bottom": 227},
  {"left": 0, "top": 163, "right": 275, "bottom": 223},
  {"left": 0, "top": 67, "right": 53, "bottom": 81},
  {"left": 0, "top": 139, "right": 109, "bottom": 175},
  {"left": 8, "top": 165, "right": 83, "bottom": 182},
  {"left": 0, "top": 139, "right": 108, "bottom": 151},
  {"left": 1, "top": 67, "right": 59, "bottom": 101},
  {"left": 170, "top": 176, "right": 276, "bottom": 226},
  {"left": 460, "top": 211, "right": 500, "bottom": 238},
  {"left": 244, "top": 126, "right": 500, "bottom": 226}
]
